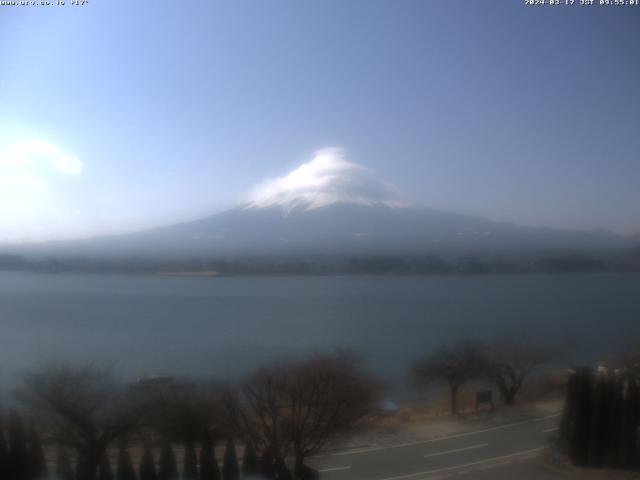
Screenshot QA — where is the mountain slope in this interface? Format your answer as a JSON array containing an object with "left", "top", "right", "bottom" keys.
[
  {"left": 17, "top": 202, "right": 631, "bottom": 259},
  {"left": 4, "top": 148, "right": 637, "bottom": 259}
]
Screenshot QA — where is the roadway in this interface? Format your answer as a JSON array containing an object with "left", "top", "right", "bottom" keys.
[{"left": 311, "top": 413, "right": 564, "bottom": 480}]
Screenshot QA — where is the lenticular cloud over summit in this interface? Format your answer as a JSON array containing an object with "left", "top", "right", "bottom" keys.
[{"left": 246, "top": 148, "right": 409, "bottom": 212}]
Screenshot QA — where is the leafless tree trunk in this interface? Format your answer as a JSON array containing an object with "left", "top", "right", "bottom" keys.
[
  {"left": 413, "top": 340, "right": 485, "bottom": 415},
  {"left": 16, "top": 365, "right": 141, "bottom": 480},
  {"left": 483, "top": 336, "right": 565, "bottom": 405},
  {"left": 222, "top": 351, "right": 377, "bottom": 476}
]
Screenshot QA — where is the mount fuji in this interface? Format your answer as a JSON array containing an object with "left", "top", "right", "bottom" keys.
[{"left": 16, "top": 148, "right": 634, "bottom": 262}]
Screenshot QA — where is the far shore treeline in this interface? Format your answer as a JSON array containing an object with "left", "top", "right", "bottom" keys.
[{"left": 1, "top": 251, "right": 640, "bottom": 276}]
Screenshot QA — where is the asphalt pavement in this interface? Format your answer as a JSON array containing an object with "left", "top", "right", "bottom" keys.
[{"left": 310, "top": 412, "right": 565, "bottom": 480}]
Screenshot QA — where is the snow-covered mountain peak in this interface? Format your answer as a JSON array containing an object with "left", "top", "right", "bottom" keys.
[{"left": 245, "top": 147, "right": 410, "bottom": 213}]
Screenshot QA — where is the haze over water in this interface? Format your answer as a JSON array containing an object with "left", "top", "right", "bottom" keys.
[{"left": 1, "top": 271, "right": 638, "bottom": 394}]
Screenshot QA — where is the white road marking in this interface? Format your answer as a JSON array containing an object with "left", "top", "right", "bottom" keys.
[
  {"left": 423, "top": 443, "right": 488, "bottom": 458},
  {"left": 319, "top": 465, "right": 352, "bottom": 473},
  {"left": 467, "top": 459, "right": 513, "bottom": 472},
  {"left": 376, "top": 447, "right": 544, "bottom": 480},
  {"left": 543, "top": 427, "right": 558, "bottom": 433},
  {"left": 328, "top": 413, "right": 561, "bottom": 457}
]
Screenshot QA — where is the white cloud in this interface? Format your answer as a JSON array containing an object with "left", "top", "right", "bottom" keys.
[
  {"left": 53, "top": 152, "right": 83, "bottom": 175},
  {"left": 246, "top": 147, "right": 409, "bottom": 212},
  {"left": 0, "top": 139, "right": 84, "bottom": 243},
  {"left": 0, "top": 139, "right": 83, "bottom": 177}
]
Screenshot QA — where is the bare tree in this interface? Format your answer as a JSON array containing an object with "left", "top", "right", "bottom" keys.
[
  {"left": 619, "top": 340, "right": 640, "bottom": 378},
  {"left": 141, "top": 383, "right": 220, "bottom": 444},
  {"left": 221, "top": 367, "right": 291, "bottom": 467},
  {"left": 413, "top": 340, "right": 486, "bottom": 415},
  {"left": 284, "top": 353, "right": 377, "bottom": 474},
  {"left": 222, "top": 352, "right": 377, "bottom": 477},
  {"left": 17, "top": 365, "right": 141, "bottom": 480},
  {"left": 483, "top": 336, "right": 564, "bottom": 405}
]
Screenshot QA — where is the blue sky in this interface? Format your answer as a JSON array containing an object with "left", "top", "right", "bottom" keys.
[{"left": 0, "top": 0, "right": 638, "bottom": 242}]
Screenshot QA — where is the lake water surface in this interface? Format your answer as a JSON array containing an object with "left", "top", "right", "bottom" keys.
[{"left": 1, "top": 272, "right": 639, "bottom": 391}]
